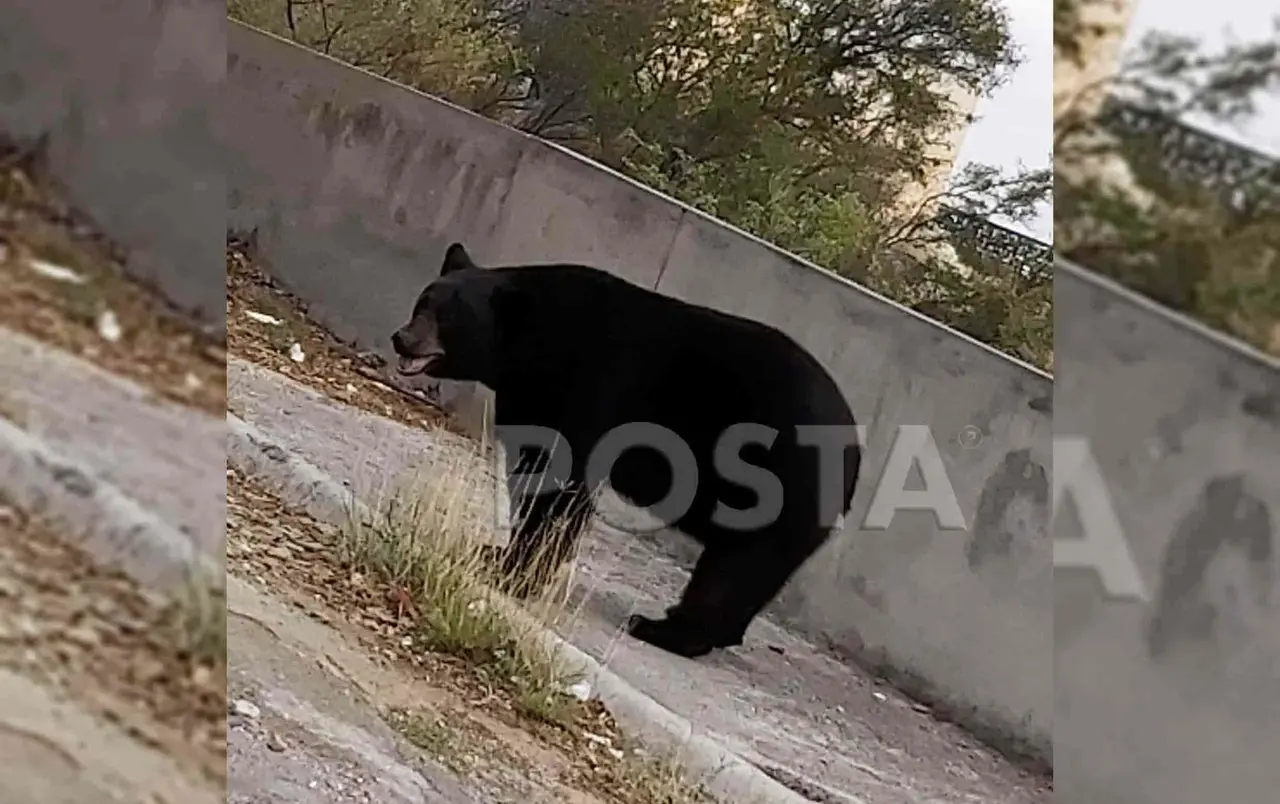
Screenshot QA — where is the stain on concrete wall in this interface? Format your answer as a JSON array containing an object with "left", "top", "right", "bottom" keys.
[
  {"left": 968, "top": 448, "right": 1049, "bottom": 571},
  {"left": 1146, "top": 475, "right": 1273, "bottom": 658}
]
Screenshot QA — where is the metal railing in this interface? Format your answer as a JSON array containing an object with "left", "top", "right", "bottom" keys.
[{"left": 1098, "top": 97, "right": 1280, "bottom": 213}]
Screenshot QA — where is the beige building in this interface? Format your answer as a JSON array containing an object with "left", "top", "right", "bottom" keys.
[
  {"left": 1055, "top": 0, "right": 1150, "bottom": 242},
  {"left": 893, "top": 77, "right": 981, "bottom": 219},
  {"left": 1055, "top": 0, "right": 1138, "bottom": 124},
  {"left": 883, "top": 74, "right": 986, "bottom": 272}
]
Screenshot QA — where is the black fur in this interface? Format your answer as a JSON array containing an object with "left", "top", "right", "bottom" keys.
[{"left": 392, "top": 243, "right": 861, "bottom": 658}]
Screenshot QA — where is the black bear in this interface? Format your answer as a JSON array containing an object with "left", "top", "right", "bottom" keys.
[{"left": 391, "top": 243, "right": 861, "bottom": 658}]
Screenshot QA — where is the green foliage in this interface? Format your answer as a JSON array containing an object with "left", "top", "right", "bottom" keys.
[
  {"left": 853, "top": 239, "right": 1053, "bottom": 369},
  {"left": 229, "top": 0, "right": 1054, "bottom": 368},
  {"left": 227, "top": 0, "right": 526, "bottom": 109},
  {"left": 499, "top": 0, "right": 1032, "bottom": 255}
]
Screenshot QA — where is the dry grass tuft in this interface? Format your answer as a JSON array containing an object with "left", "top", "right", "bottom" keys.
[
  {"left": 334, "top": 433, "right": 720, "bottom": 802},
  {"left": 338, "top": 432, "right": 584, "bottom": 724}
]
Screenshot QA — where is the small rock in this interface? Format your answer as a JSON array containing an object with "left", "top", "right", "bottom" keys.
[
  {"left": 192, "top": 665, "right": 214, "bottom": 687},
  {"left": 566, "top": 680, "right": 593, "bottom": 701},
  {"left": 96, "top": 309, "right": 122, "bottom": 342},
  {"left": 232, "top": 699, "right": 261, "bottom": 719},
  {"left": 16, "top": 616, "right": 40, "bottom": 640},
  {"left": 289, "top": 342, "right": 306, "bottom": 363},
  {"left": 65, "top": 625, "right": 101, "bottom": 647},
  {"left": 266, "top": 732, "right": 288, "bottom": 752}
]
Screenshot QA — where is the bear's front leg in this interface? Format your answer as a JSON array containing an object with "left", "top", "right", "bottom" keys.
[{"left": 500, "top": 483, "right": 593, "bottom": 599}]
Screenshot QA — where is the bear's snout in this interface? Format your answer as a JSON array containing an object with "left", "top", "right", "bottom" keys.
[
  {"left": 390, "top": 325, "right": 444, "bottom": 378},
  {"left": 391, "top": 329, "right": 411, "bottom": 356}
]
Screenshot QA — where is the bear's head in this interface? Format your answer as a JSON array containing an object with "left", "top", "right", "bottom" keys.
[{"left": 390, "top": 242, "right": 521, "bottom": 386}]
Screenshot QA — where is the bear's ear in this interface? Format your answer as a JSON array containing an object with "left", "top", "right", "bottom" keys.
[{"left": 440, "top": 242, "right": 474, "bottom": 276}]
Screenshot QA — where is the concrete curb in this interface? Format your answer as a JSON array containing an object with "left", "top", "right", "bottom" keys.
[
  {"left": 225, "top": 412, "right": 812, "bottom": 804},
  {"left": 225, "top": 412, "right": 372, "bottom": 528},
  {"left": 0, "top": 415, "right": 219, "bottom": 590}
]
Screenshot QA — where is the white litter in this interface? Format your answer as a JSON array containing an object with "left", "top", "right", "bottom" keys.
[
  {"left": 245, "top": 310, "right": 282, "bottom": 325},
  {"left": 566, "top": 679, "right": 593, "bottom": 701},
  {"left": 30, "top": 257, "right": 88, "bottom": 285},
  {"left": 289, "top": 342, "right": 305, "bottom": 363}
]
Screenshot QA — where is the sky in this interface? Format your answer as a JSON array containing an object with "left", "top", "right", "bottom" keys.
[
  {"left": 949, "top": 0, "right": 1280, "bottom": 245},
  {"left": 951, "top": 0, "right": 1053, "bottom": 242},
  {"left": 1121, "top": 0, "right": 1280, "bottom": 157}
]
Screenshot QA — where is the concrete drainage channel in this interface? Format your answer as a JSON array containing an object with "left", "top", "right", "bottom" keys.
[
  {"left": 226, "top": 410, "right": 823, "bottom": 804},
  {"left": 3, "top": 318, "right": 1036, "bottom": 803},
  {"left": 226, "top": 356, "right": 1052, "bottom": 804}
]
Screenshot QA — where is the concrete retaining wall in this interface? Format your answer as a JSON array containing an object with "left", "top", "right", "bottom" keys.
[
  {"left": 223, "top": 23, "right": 1053, "bottom": 759},
  {"left": 0, "top": 0, "right": 226, "bottom": 333},
  {"left": 1055, "top": 260, "right": 1280, "bottom": 804}
]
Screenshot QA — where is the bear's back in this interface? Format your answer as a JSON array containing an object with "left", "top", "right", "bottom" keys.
[{"left": 497, "top": 263, "right": 853, "bottom": 430}]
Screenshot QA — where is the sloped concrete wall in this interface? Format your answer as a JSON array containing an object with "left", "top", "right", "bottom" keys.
[
  {"left": 0, "top": 0, "right": 225, "bottom": 332},
  {"left": 1055, "top": 260, "right": 1280, "bottom": 804},
  {"left": 223, "top": 23, "right": 1053, "bottom": 758}
]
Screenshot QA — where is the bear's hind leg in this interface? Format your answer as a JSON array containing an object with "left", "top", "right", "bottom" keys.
[
  {"left": 627, "top": 530, "right": 822, "bottom": 658},
  {"left": 626, "top": 546, "right": 731, "bottom": 658}
]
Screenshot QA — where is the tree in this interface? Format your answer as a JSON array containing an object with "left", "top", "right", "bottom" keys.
[
  {"left": 227, "top": 0, "right": 527, "bottom": 111},
  {"left": 500, "top": 0, "right": 1052, "bottom": 367},
  {"left": 229, "top": 0, "right": 1055, "bottom": 367},
  {"left": 1054, "top": 4, "right": 1280, "bottom": 354},
  {"left": 873, "top": 160, "right": 1051, "bottom": 255},
  {"left": 491, "top": 0, "right": 1028, "bottom": 259}
]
